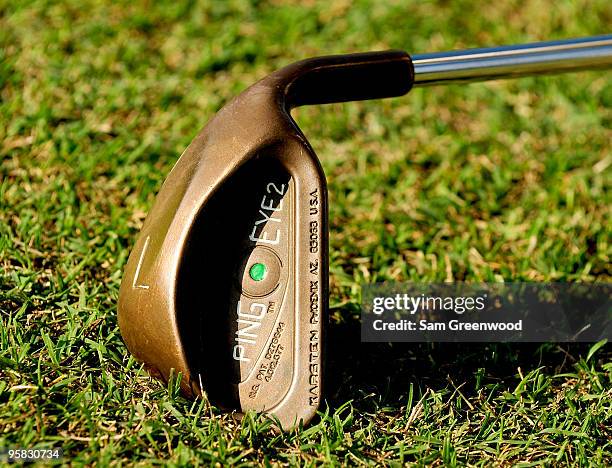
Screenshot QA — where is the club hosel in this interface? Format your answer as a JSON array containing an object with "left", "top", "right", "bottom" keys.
[{"left": 265, "top": 50, "right": 415, "bottom": 109}]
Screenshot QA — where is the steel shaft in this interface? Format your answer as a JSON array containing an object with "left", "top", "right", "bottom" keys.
[{"left": 412, "top": 35, "right": 612, "bottom": 86}]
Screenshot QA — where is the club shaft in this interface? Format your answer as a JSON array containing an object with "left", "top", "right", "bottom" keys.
[{"left": 411, "top": 35, "right": 612, "bottom": 86}]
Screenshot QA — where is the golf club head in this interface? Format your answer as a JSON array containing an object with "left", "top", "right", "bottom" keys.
[{"left": 118, "top": 51, "right": 413, "bottom": 430}]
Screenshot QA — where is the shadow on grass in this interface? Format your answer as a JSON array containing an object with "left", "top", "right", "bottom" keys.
[{"left": 325, "top": 318, "right": 593, "bottom": 413}]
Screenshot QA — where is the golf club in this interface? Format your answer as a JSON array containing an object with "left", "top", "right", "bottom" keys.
[{"left": 118, "top": 35, "right": 612, "bottom": 430}]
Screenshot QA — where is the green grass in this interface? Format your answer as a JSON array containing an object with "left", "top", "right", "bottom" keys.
[{"left": 1, "top": 0, "right": 611, "bottom": 465}]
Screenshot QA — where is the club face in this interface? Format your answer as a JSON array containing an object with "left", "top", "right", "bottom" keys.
[
  {"left": 118, "top": 79, "right": 328, "bottom": 429},
  {"left": 176, "top": 143, "right": 328, "bottom": 426}
]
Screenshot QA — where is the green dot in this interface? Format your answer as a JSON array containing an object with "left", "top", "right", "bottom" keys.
[{"left": 249, "top": 262, "right": 267, "bottom": 282}]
